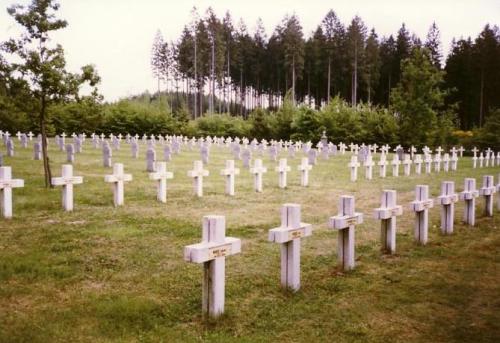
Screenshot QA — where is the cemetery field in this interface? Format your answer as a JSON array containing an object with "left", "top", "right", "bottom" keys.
[{"left": 1, "top": 141, "right": 500, "bottom": 342}]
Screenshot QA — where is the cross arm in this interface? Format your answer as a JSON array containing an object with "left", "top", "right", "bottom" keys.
[
  {"left": 328, "top": 213, "right": 363, "bottom": 230},
  {"left": 268, "top": 223, "right": 312, "bottom": 243},
  {"left": 373, "top": 205, "right": 403, "bottom": 220},
  {"left": 184, "top": 237, "right": 241, "bottom": 263}
]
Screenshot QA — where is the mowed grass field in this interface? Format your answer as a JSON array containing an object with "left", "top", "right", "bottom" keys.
[{"left": 1, "top": 139, "right": 499, "bottom": 342}]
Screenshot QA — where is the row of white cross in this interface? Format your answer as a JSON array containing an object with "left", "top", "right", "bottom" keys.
[
  {"left": 0, "top": 158, "right": 312, "bottom": 215},
  {"left": 347, "top": 152, "right": 474, "bottom": 181},
  {"left": 184, "top": 175, "right": 498, "bottom": 318}
]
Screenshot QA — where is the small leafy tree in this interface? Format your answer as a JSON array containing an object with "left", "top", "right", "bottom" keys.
[
  {"left": 390, "top": 47, "right": 447, "bottom": 147},
  {"left": 3, "top": 0, "right": 100, "bottom": 187}
]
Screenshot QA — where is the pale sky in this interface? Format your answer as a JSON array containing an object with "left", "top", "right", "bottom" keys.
[{"left": 1, "top": 0, "right": 499, "bottom": 102}]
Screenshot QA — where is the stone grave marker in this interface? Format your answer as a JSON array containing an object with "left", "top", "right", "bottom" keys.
[
  {"left": 51, "top": 164, "right": 83, "bottom": 211},
  {"left": 437, "top": 181, "right": 458, "bottom": 234},
  {"left": 268, "top": 145, "right": 278, "bottom": 162},
  {"left": 220, "top": 160, "right": 240, "bottom": 196},
  {"left": 241, "top": 148, "right": 252, "bottom": 168},
  {"left": 250, "top": 159, "right": 267, "bottom": 192},
  {"left": 131, "top": 139, "right": 139, "bottom": 158},
  {"left": 349, "top": 155, "right": 360, "bottom": 182},
  {"left": 163, "top": 144, "right": 172, "bottom": 162},
  {"left": 478, "top": 175, "right": 495, "bottom": 216},
  {"left": 364, "top": 154, "right": 374, "bottom": 180},
  {"left": 410, "top": 185, "right": 434, "bottom": 245},
  {"left": 33, "top": 142, "right": 42, "bottom": 160},
  {"left": 434, "top": 153, "right": 442, "bottom": 172},
  {"left": 373, "top": 190, "right": 402, "bottom": 254},
  {"left": 6, "top": 139, "right": 14, "bottom": 157},
  {"left": 328, "top": 195, "right": 363, "bottom": 270},
  {"left": 75, "top": 137, "right": 82, "bottom": 153},
  {"left": 146, "top": 147, "right": 156, "bottom": 172},
  {"left": 298, "top": 157, "right": 312, "bottom": 187},
  {"left": 149, "top": 161, "right": 173, "bottom": 203},
  {"left": 187, "top": 161, "right": 209, "bottom": 197},
  {"left": 459, "top": 178, "right": 479, "bottom": 226},
  {"left": 65, "top": 144, "right": 74, "bottom": 163},
  {"left": 424, "top": 154, "right": 433, "bottom": 174},
  {"left": 102, "top": 142, "right": 112, "bottom": 167},
  {"left": 478, "top": 152, "right": 484, "bottom": 168},
  {"left": 378, "top": 153, "right": 388, "bottom": 178},
  {"left": 104, "top": 163, "right": 132, "bottom": 206},
  {"left": 308, "top": 148, "right": 318, "bottom": 165},
  {"left": 201, "top": 144, "right": 210, "bottom": 165},
  {"left": 414, "top": 154, "right": 423, "bottom": 174},
  {"left": 442, "top": 153, "right": 450, "bottom": 172},
  {"left": 275, "top": 158, "right": 291, "bottom": 189},
  {"left": 184, "top": 215, "right": 241, "bottom": 319},
  {"left": 402, "top": 154, "right": 412, "bottom": 176},
  {"left": 450, "top": 153, "right": 458, "bottom": 171},
  {"left": 268, "top": 204, "right": 312, "bottom": 291},
  {"left": 391, "top": 155, "right": 400, "bottom": 177},
  {"left": 0, "top": 166, "right": 24, "bottom": 218}
]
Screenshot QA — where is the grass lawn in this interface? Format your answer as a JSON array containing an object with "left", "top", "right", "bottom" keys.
[{"left": 1, "top": 139, "right": 499, "bottom": 342}]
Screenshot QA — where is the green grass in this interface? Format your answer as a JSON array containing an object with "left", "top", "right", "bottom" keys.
[{"left": 0, "top": 139, "right": 499, "bottom": 342}]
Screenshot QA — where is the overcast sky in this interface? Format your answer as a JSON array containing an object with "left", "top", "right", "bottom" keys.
[{"left": 1, "top": 0, "right": 499, "bottom": 101}]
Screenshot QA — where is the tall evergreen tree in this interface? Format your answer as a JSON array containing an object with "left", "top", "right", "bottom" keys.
[
  {"left": 425, "top": 22, "right": 442, "bottom": 69},
  {"left": 151, "top": 30, "right": 165, "bottom": 94},
  {"left": 364, "top": 28, "right": 380, "bottom": 103}
]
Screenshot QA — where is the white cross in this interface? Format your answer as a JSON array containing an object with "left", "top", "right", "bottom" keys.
[
  {"left": 364, "top": 155, "right": 375, "bottom": 180},
  {"left": 410, "top": 185, "right": 434, "bottom": 245},
  {"left": 435, "top": 146, "right": 443, "bottom": 156},
  {"left": 220, "top": 160, "right": 240, "bottom": 196},
  {"left": 0, "top": 166, "right": 24, "bottom": 218},
  {"left": 478, "top": 153, "right": 484, "bottom": 168},
  {"left": 187, "top": 161, "right": 209, "bottom": 197},
  {"left": 268, "top": 203, "right": 312, "bottom": 291},
  {"left": 450, "top": 153, "right": 458, "bottom": 171},
  {"left": 328, "top": 195, "right": 363, "bottom": 270},
  {"left": 275, "top": 158, "right": 291, "bottom": 189},
  {"left": 391, "top": 155, "right": 401, "bottom": 177},
  {"left": 349, "top": 155, "right": 360, "bottom": 182},
  {"left": 149, "top": 161, "right": 173, "bottom": 203},
  {"left": 104, "top": 163, "right": 133, "bottom": 206},
  {"left": 16, "top": 131, "right": 22, "bottom": 141},
  {"left": 402, "top": 155, "right": 412, "bottom": 176},
  {"left": 434, "top": 153, "right": 442, "bottom": 172},
  {"left": 27, "top": 132, "right": 34, "bottom": 141},
  {"left": 442, "top": 153, "right": 450, "bottom": 172},
  {"left": 250, "top": 159, "right": 267, "bottom": 192},
  {"left": 51, "top": 164, "right": 83, "bottom": 211},
  {"left": 184, "top": 215, "right": 241, "bottom": 319},
  {"left": 378, "top": 153, "right": 388, "bottom": 178},
  {"left": 458, "top": 146, "right": 465, "bottom": 157},
  {"left": 471, "top": 147, "right": 479, "bottom": 157},
  {"left": 297, "top": 157, "right": 312, "bottom": 187},
  {"left": 437, "top": 181, "right": 458, "bottom": 234},
  {"left": 373, "top": 190, "right": 402, "bottom": 254},
  {"left": 414, "top": 154, "right": 423, "bottom": 174},
  {"left": 479, "top": 175, "right": 496, "bottom": 217},
  {"left": 450, "top": 147, "right": 458, "bottom": 156},
  {"left": 459, "top": 178, "right": 479, "bottom": 226}
]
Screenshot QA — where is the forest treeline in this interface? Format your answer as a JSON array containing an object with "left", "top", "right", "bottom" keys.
[{"left": 150, "top": 8, "right": 500, "bottom": 130}]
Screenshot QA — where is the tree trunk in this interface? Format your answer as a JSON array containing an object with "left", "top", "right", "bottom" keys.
[
  {"left": 292, "top": 55, "right": 296, "bottom": 106},
  {"left": 40, "top": 96, "right": 52, "bottom": 188},
  {"left": 479, "top": 68, "right": 484, "bottom": 127},
  {"left": 327, "top": 55, "right": 331, "bottom": 104}
]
